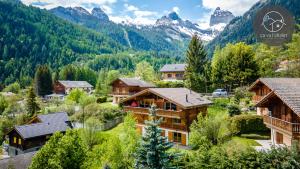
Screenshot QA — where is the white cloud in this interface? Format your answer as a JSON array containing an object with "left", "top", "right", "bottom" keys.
[
  {"left": 124, "top": 3, "right": 139, "bottom": 11},
  {"left": 109, "top": 3, "right": 157, "bottom": 25},
  {"left": 202, "top": 0, "right": 259, "bottom": 16},
  {"left": 172, "top": 6, "right": 180, "bottom": 14},
  {"left": 21, "top": 0, "right": 117, "bottom": 10},
  {"left": 101, "top": 5, "right": 113, "bottom": 14}
]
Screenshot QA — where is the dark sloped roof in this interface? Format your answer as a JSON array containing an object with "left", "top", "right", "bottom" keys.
[
  {"left": 253, "top": 78, "right": 300, "bottom": 116},
  {"left": 256, "top": 87, "right": 300, "bottom": 116},
  {"left": 249, "top": 78, "right": 300, "bottom": 91},
  {"left": 118, "top": 78, "right": 155, "bottom": 87},
  {"left": 159, "top": 64, "right": 186, "bottom": 72},
  {"left": 122, "top": 88, "right": 212, "bottom": 109},
  {"left": 58, "top": 80, "right": 93, "bottom": 88},
  {"left": 37, "top": 112, "right": 69, "bottom": 123},
  {"left": 12, "top": 112, "right": 70, "bottom": 139},
  {"left": 0, "top": 152, "right": 36, "bottom": 169}
]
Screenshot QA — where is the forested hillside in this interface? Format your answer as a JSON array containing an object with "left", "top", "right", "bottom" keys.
[
  {"left": 206, "top": 0, "right": 300, "bottom": 56},
  {"left": 0, "top": 1, "right": 124, "bottom": 86}
]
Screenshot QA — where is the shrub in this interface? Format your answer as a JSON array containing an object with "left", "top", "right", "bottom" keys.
[
  {"left": 227, "top": 104, "right": 241, "bottom": 117},
  {"left": 233, "top": 87, "right": 253, "bottom": 104},
  {"left": 155, "top": 81, "right": 184, "bottom": 88},
  {"left": 3, "top": 82, "right": 21, "bottom": 94},
  {"left": 228, "top": 114, "right": 269, "bottom": 135},
  {"left": 96, "top": 96, "right": 107, "bottom": 103}
]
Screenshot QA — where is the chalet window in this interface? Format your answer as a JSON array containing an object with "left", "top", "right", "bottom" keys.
[
  {"left": 164, "top": 102, "right": 177, "bottom": 110},
  {"left": 13, "top": 137, "right": 17, "bottom": 144},
  {"left": 173, "top": 119, "right": 181, "bottom": 124},
  {"left": 18, "top": 138, "right": 21, "bottom": 145},
  {"left": 176, "top": 74, "right": 183, "bottom": 78},
  {"left": 167, "top": 74, "right": 172, "bottom": 78},
  {"left": 173, "top": 132, "right": 182, "bottom": 143}
]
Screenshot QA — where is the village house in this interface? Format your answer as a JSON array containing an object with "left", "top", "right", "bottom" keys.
[
  {"left": 159, "top": 64, "right": 186, "bottom": 81},
  {"left": 110, "top": 78, "right": 155, "bottom": 104},
  {"left": 249, "top": 78, "right": 300, "bottom": 146},
  {"left": 6, "top": 112, "right": 72, "bottom": 156},
  {"left": 120, "top": 88, "right": 212, "bottom": 146},
  {"left": 54, "top": 80, "right": 93, "bottom": 95}
]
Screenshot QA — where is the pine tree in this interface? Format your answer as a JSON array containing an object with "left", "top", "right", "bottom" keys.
[
  {"left": 34, "top": 65, "right": 53, "bottom": 96},
  {"left": 184, "top": 35, "right": 208, "bottom": 93},
  {"left": 26, "top": 87, "right": 39, "bottom": 117},
  {"left": 135, "top": 105, "right": 176, "bottom": 169}
]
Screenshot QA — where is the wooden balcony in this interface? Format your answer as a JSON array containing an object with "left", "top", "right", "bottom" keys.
[
  {"left": 136, "top": 119, "right": 187, "bottom": 131},
  {"left": 124, "top": 106, "right": 183, "bottom": 118},
  {"left": 111, "top": 92, "right": 137, "bottom": 96},
  {"left": 263, "top": 115, "right": 300, "bottom": 133},
  {"left": 252, "top": 95, "right": 263, "bottom": 103}
]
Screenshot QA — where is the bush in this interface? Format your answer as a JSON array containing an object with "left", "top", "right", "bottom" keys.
[
  {"left": 227, "top": 104, "right": 241, "bottom": 117},
  {"left": 229, "top": 114, "right": 269, "bottom": 135},
  {"left": 155, "top": 81, "right": 184, "bottom": 88},
  {"left": 3, "top": 82, "right": 21, "bottom": 94},
  {"left": 233, "top": 87, "right": 253, "bottom": 104},
  {"left": 96, "top": 96, "right": 107, "bottom": 103}
]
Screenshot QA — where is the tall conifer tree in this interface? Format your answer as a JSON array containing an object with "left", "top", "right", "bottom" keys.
[
  {"left": 26, "top": 87, "right": 39, "bottom": 117},
  {"left": 135, "top": 105, "right": 177, "bottom": 169},
  {"left": 184, "top": 35, "right": 208, "bottom": 93},
  {"left": 34, "top": 65, "right": 53, "bottom": 96}
]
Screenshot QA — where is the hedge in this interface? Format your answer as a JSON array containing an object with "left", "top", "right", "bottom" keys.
[
  {"left": 97, "top": 96, "right": 107, "bottom": 103},
  {"left": 229, "top": 114, "right": 269, "bottom": 135},
  {"left": 155, "top": 81, "right": 184, "bottom": 88}
]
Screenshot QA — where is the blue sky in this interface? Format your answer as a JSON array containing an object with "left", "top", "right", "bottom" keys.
[{"left": 21, "top": 0, "right": 259, "bottom": 27}]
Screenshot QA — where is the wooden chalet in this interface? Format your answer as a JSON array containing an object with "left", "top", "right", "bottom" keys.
[
  {"left": 6, "top": 112, "right": 72, "bottom": 156},
  {"left": 120, "top": 88, "right": 212, "bottom": 146},
  {"left": 110, "top": 78, "right": 155, "bottom": 104},
  {"left": 159, "top": 64, "right": 186, "bottom": 81},
  {"left": 249, "top": 78, "right": 300, "bottom": 146},
  {"left": 54, "top": 80, "right": 93, "bottom": 95}
]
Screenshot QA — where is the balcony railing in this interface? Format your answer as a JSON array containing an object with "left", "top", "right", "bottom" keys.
[
  {"left": 252, "top": 95, "right": 263, "bottom": 102},
  {"left": 111, "top": 92, "right": 137, "bottom": 96},
  {"left": 263, "top": 115, "right": 300, "bottom": 133},
  {"left": 136, "top": 119, "right": 187, "bottom": 131},
  {"left": 124, "top": 106, "right": 183, "bottom": 118}
]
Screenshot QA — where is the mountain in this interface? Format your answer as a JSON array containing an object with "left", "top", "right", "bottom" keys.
[
  {"left": 50, "top": 7, "right": 182, "bottom": 52},
  {"left": 0, "top": 1, "right": 124, "bottom": 85},
  {"left": 210, "top": 7, "right": 234, "bottom": 26},
  {"left": 206, "top": 0, "right": 300, "bottom": 57},
  {"left": 153, "top": 12, "right": 214, "bottom": 41}
]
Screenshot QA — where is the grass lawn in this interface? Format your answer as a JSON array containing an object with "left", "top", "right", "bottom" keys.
[
  {"left": 103, "top": 123, "right": 124, "bottom": 136},
  {"left": 231, "top": 136, "right": 261, "bottom": 146}
]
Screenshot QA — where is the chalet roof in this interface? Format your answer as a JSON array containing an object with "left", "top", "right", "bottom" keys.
[
  {"left": 121, "top": 88, "right": 212, "bottom": 109},
  {"left": 58, "top": 80, "right": 93, "bottom": 88},
  {"left": 159, "top": 64, "right": 186, "bottom": 72},
  {"left": 249, "top": 78, "right": 300, "bottom": 91},
  {"left": 256, "top": 86, "right": 300, "bottom": 116},
  {"left": 12, "top": 112, "right": 70, "bottom": 139},
  {"left": 0, "top": 151, "right": 36, "bottom": 169},
  {"left": 117, "top": 78, "right": 156, "bottom": 88}
]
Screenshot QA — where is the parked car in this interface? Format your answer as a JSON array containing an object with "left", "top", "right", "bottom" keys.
[{"left": 212, "top": 89, "right": 228, "bottom": 97}]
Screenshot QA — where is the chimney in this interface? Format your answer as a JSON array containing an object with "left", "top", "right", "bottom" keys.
[{"left": 186, "top": 94, "right": 188, "bottom": 102}]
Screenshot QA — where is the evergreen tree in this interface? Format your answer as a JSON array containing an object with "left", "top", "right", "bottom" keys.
[
  {"left": 184, "top": 35, "right": 208, "bottom": 93},
  {"left": 26, "top": 87, "right": 39, "bottom": 117},
  {"left": 135, "top": 105, "right": 176, "bottom": 169},
  {"left": 34, "top": 65, "right": 53, "bottom": 96}
]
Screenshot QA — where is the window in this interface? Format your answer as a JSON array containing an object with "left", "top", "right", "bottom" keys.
[
  {"left": 173, "top": 132, "right": 182, "bottom": 143},
  {"left": 13, "top": 137, "right": 17, "bottom": 144},
  {"left": 18, "top": 138, "right": 22, "bottom": 145},
  {"left": 167, "top": 74, "right": 172, "bottom": 78},
  {"left": 173, "top": 119, "right": 181, "bottom": 124}
]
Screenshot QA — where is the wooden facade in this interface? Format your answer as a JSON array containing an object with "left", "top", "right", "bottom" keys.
[
  {"left": 6, "top": 112, "right": 70, "bottom": 156},
  {"left": 54, "top": 81, "right": 93, "bottom": 95},
  {"left": 250, "top": 78, "right": 300, "bottom": 146},
  {"left": 110, "top": 78, "right": 154, "bottom": 104},
  {"left": 161, "top": 72, "right": 184, "bottom": 81},
  {"left": 122, "top": 89, "right": 210, "bottom": 146}
]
